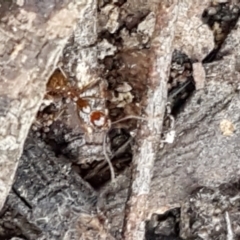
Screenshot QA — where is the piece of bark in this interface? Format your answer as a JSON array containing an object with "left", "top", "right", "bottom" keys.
[
  {"left": 0, "top": 135, "right": 110, "bottom": 240},
  {"left": 173, "top": 1, "right": 213, "bottom": 92},
  {"left": 173, "top": 0, "right": 214, "bottom": 61},
  {"left": 0, "top": 0, "right": 88, "bottom": 211},
  {"left": 173, "top": 0, "right": 213, "bottom": 92},
  {"left": 148, "top": 54, "right": 240, "bottom": 214},
  {"left": 123, "top": 1, "right": 179, "bottom": 239}
]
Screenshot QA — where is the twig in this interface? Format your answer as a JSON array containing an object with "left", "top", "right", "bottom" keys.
[{"left": 103, "top": 132, "right": 116, "bottom": 181}]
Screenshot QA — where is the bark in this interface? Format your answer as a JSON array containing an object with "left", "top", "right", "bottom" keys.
[
  {"left": 173, "top": 0, "right": 214, "bottom": 61},
  {"left": 123, "top": 1, "right": 178, "bottom": 239},
  {"left": 0, "top": 0, "right": 89, "bottom": 211},
  {"left": 148, "top": 0, "right": 240, "bottom": 209},
  {"left": 2, "top": 0, "right": 240, "bottom": 239},
  {"left": 1, "top": 0, "right": 166, "bottom": 238},
  {"left": 148, "top": 54, "right": 240, "bottom": 211},
  {"left": 0, "top": 136, "right": 99, "bottom": 239}
]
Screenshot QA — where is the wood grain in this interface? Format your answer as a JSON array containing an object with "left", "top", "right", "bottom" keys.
[{"left": 123, "top": 1, "right": 179, "bottom": 239}]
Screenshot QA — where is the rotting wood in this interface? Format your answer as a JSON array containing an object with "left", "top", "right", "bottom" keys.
[
  {"left": 0, "top": 0, "right": 91, "bottom": 211},
  {"left": 123, "top": 1, "right": 179, "bottom": 239}
]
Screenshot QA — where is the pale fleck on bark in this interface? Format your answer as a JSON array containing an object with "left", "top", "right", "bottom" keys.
[
  {"left": 123, "top": 1, "right": 179, "bottom": 239},
  {"left": 193, "top": 62, "right": 206, "bottom": 89},
  {"left": 0, "top": 0, "right": 90, "bottom": 211}
]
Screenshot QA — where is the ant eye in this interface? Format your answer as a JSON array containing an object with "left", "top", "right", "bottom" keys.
[{"left": 90, "top": 111, "right": 107, "bottom": 127}]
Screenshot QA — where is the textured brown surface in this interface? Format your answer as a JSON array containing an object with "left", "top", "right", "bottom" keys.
[
  {"left": 0, "top": 0, "right": 90, "bottom": 211},
  {"left": 173, "top": 0, "right": 213, "bottom": 61},
  {"left": 123, "top": 1, "right": 179, "bottom": 239},
  {"left": 148, "top": 54, "right": 240, "bottom": 212},
  {"left": 0, "top": 0, "right": 166, "bottom": 238},
  {"left": 2, "top": 0, "right": 240, "bottom": 239},
  {"left": 0, "top": 136, "right": 98, "bottom": 239}
]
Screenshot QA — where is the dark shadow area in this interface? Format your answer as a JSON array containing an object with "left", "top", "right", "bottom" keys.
[{"left": 145, "top": 208, "right": 182, "bottom": 240}]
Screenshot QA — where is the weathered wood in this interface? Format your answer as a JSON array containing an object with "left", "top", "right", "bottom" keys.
[
  {"left": 148, "top": 40, "right": 240, "bottom": 216},
  {"left": 173, "top": 0, "right": 213, "bottom": 61},
  {"left": 3, "top": 0, "right": 240, "bottom": 239},
  {"left": 123, "top": 1, "right": 179, "bottom": 239},
  {"left": 0, "top": 0, "right": 90, "bottom": 211},
  {"left": 0, "top": 135, "right": 98, "bottom": 239},
  {"left": 148, "top": 0, "right": 240, "bottom": 214},
  {"left": 148, "top": 54, "right": 240, "bottom": 210}
]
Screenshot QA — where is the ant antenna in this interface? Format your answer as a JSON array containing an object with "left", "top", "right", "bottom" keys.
[
  {"left": 196, "top": 22, "right": 205, "bottom": 30},
  {"left": 112, "top": 115, "right": 148, "bottom": 125},
  {"left": 103, "top": 115, "right": 149, "bottom": 182},
  {"left": 58, "top": 65, "right": 67, "bottom": 79},
  {"left": 103, "top": 132, "right": 116, "bottom": 181}
]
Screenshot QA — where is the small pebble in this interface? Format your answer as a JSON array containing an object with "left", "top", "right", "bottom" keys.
[{"left": 43, "top": 127, "right": 50, "bottom": 133}]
